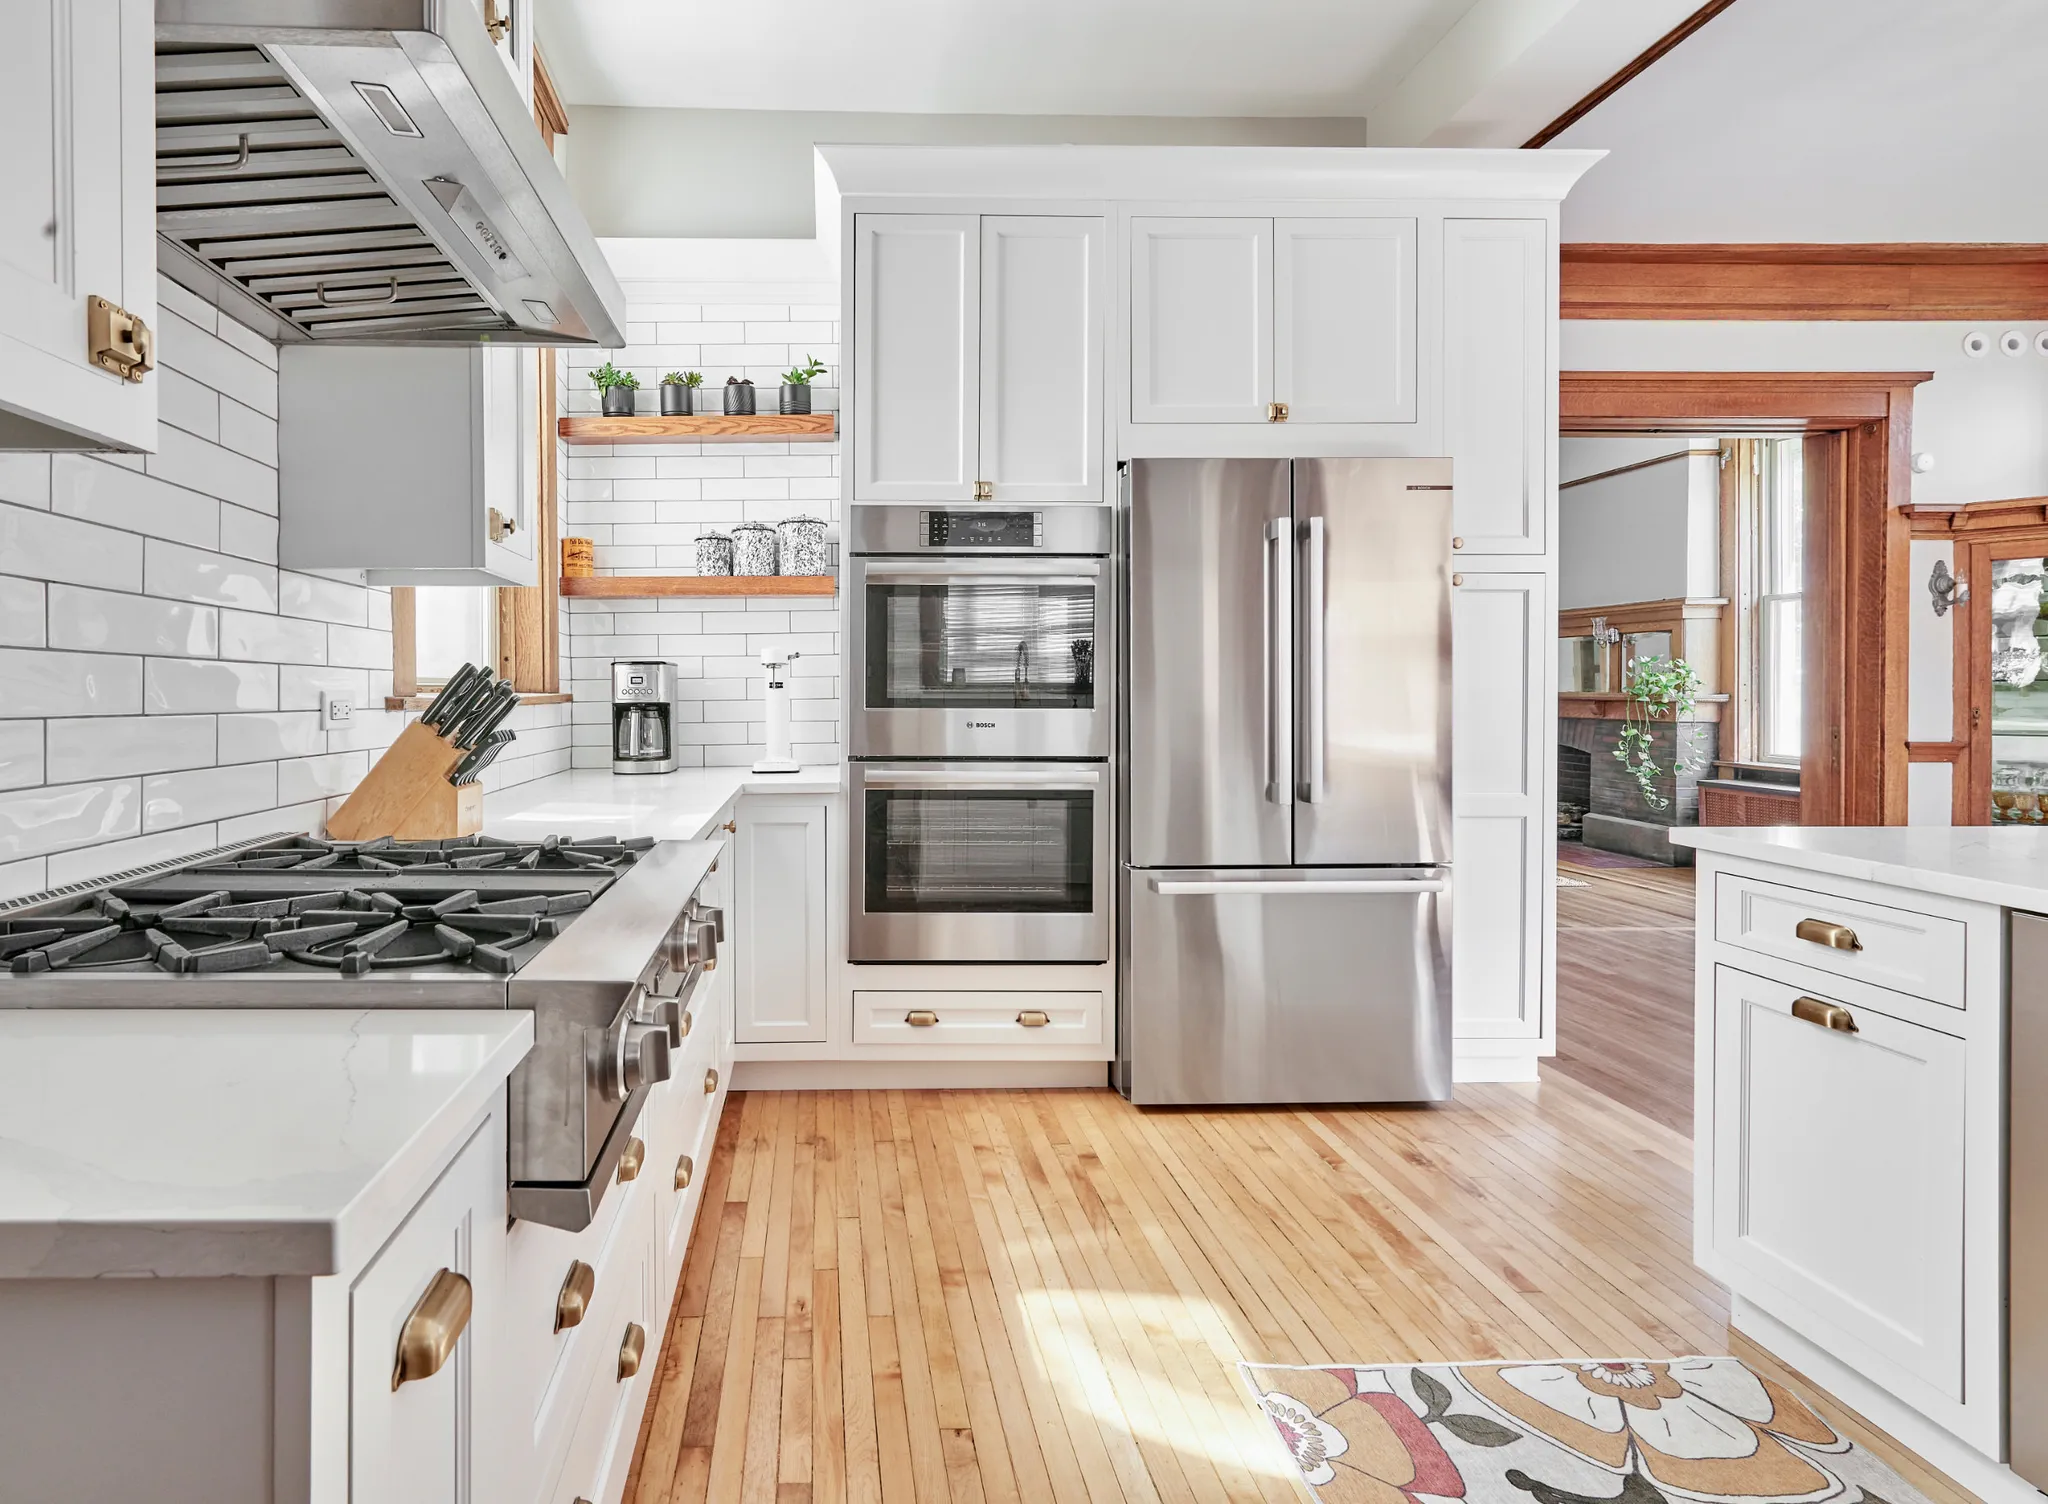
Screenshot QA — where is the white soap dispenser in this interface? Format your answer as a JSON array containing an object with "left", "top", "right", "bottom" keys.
[{"left": 753, "top": 645, "right": 802, "bottom": 774}]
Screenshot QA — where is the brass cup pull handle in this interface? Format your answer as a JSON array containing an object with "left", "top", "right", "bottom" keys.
[
  {"left": 391, "top": 1268, "right": 472, "bottom": 1391},
  {"left": 618, "top": 1321, "right": 647, "bottom": 1381},
  {"left": 555, "top": 1259, "right": 596, "bottom": 1333},
  {"left": 1791, "top": 996, "right": 1859, "bottom": 1034},
  {"left": 675, "top": 1153, "right": 695, "bottom": 1190},
  {"left": 617, "top": 1135, "right": 646, "bottom": 1183},
  {"left": 1795, "top": 918, "right": 1863, "bottom": 951},
  {"left": 905, "top": 1009, "right": 939, "bottom": 1028},
  {"left": 704, "top": 1067, "right": 719, "bottom": 1094},
  {"left": 1016, "top": 1009, "right": 1050, "bottom": 1028}
]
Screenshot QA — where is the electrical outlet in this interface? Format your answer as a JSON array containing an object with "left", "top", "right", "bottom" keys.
[{"left": 321, "top": 692, "right": 355, "bottom": 729}]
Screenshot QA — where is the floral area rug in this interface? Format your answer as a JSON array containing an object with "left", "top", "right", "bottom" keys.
[{"left": 1243, "top": 1357, "right": 1933, "bottom": 1504}]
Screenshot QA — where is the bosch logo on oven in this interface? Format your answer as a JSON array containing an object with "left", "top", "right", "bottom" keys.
[{"left": 965, "top": 719, "right": 998, "bottom": 729}]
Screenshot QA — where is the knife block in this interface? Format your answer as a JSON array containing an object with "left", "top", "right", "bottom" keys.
[{"left": 326, "top": 720, "right": 483, "bottom": 841}]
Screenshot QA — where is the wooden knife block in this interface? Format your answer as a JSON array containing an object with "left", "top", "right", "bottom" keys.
[{"left": 326, "top": 720, "right": 483, "bottom": 841}]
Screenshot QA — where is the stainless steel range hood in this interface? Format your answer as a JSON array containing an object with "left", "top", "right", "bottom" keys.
[{"left": 154, "top": 2, "right": 624, "bottom": 346}]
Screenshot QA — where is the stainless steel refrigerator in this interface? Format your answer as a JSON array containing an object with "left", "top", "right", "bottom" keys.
[{"left": 1116, "top": 457, "right": 1453, "bottom": 1105}]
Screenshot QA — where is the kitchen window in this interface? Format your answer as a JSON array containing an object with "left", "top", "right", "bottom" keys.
[
  {"left": 1737, "top": 436, "right": 1805, "bottom": 764},
  {"left": 413, "top": 588, "right": 498, "bottom": 687}
]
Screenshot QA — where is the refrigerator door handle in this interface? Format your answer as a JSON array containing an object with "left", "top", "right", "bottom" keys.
[
  {"left": 1147, "top": 876, "right": 1448, "bottom": 895},
  {"left": 1299, "top": 514, "right": 1326, "bottom": 803},
  {"left": 1264, "top": 518, "right": 1294, "bottom": 806}
]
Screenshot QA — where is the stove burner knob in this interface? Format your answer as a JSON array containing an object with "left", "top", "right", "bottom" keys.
[
  {"left": 618, "top": 1019, "right": 672, "bottom": 1095},
  {"left": 683, "top": 918, "right": 718, "bottom": 971},
  {"left": 646, "top": 996, "right": 693, "bottom": 1047},
  {"left": 688, "top": 903, "right": 725, "bottom": 943}
]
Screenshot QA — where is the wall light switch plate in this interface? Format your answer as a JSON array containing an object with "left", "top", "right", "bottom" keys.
[{"left": 321, "top": 692, "right": 355, "bottom": 729}]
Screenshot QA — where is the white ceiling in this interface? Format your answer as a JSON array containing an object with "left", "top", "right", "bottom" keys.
[
  {"left": 532, "top": 0, "right": 1473, "bottom": 118},
  {"left": 1553, "top": 0, "right": 2048, "bottom": 241}
]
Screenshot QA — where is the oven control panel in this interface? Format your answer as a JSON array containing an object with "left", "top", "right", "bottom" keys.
[{"left": 919, "top": 510, "right": 1042, "bottom": 548}]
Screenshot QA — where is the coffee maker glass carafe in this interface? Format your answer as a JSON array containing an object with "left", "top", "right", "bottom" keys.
[
  {"left": 611, "top": 660, "right": 680, "bottom": 774},
  {"left": 615, "top": 704, "right": 669, "bottom": 760}
]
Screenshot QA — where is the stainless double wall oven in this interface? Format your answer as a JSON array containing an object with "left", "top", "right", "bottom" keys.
[{"left": 848, "top": 504, "right": 1111, "bottom": 964}]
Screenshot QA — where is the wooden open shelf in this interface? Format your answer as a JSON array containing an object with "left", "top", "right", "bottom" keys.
[
  {"left": 558, "top": 414, "right": 835, "bottom": 445},
  {"left": 560, "top": 574, "right": 836, "bottom": 599}
]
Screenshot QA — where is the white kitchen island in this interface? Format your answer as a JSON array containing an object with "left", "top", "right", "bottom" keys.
[{"left": 1676, "top": 825, "right": 2048, "bottom": 1504}]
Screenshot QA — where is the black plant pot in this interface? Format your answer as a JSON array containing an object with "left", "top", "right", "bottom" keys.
[
  {"left": 779, "top": 383, "right": 812, "bottom": 415},
  {"left": 660, "top": 385, "right": 693, "bottom": 416},
  {"left": 601, "top": 387, "right": 636, "bottom": 417},
  {"left": 724, "top": 379, "right": 756, "bottom": 416}
]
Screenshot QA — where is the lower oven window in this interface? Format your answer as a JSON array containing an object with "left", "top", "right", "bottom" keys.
[{"left": 865, "top": 788, "right": 1093, "bottom": 913}]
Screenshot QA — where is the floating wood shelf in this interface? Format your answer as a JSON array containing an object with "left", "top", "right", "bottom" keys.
[
  {"left": 560, "top": 574, "right": 837, "bottom": 598},
  {"left": 557, "top": 414, "right": 835, "bottom": 444}
]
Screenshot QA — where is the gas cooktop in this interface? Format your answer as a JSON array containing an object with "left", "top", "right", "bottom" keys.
[{"left": 188, "top": 833, "right": 655, "bottom": 876}]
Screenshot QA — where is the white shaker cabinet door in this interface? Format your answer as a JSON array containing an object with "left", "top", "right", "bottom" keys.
[
  {"left": 733, "top": 799, "right": 830, "bottom": 1044},
  {"left": 0, "top": 0, "right": 156, "bottom": 452},
  {"left": 1443, "top": 219, "right": 1547, "bottom": 554},
  {"left": 1129, "top": 217, "right": 1272, "bottom": 423},
  {"left": 979, "top": 216, "right": 1105, "bottom": 503},
  {"left": 1274, "top": 218, "right": 1417, "bottom": 425},
  {"left": 853, "top": 214, "right": 980, "bottom": 501},
  {"left": 1710, "top": 967, "right": 1966, "bottom": 1400},
  {"left": 1450, "top": 571, "right": 1546, "bottom": 1039}
]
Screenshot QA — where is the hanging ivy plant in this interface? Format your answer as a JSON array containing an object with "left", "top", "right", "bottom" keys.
[{"left": 1614, "top": 655, "right": 1704, "bottom": 810}]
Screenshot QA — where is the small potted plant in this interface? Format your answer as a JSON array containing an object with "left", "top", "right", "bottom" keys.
[
  {"left": 778, "top": 355, "right": 828, "bottom": 415},
  {"left": 724, "top": 375, "right": 756, "bottom": 416},
  {"left": 592, "top": 361, "right": 638, "bottom": 417},
  {"left": 660, "top": 370, "right": 702, "bottom": 417}
]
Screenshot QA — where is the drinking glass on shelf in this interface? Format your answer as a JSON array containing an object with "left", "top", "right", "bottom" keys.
[{"left": 1994, "top": 766, "right": 2022, "bottom": 822}]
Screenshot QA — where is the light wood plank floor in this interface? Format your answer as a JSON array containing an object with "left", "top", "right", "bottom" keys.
[{"left": 625, "top": 1077, "right": 1758, "bottom": 1504}]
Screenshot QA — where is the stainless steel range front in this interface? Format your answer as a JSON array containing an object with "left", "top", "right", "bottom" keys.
[{"left": 0, "top": 833, "right": 722, "bottom": 1231}]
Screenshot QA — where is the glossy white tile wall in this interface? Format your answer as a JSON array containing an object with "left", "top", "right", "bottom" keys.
[
  {"left": 0, "top": 277, "right": 567, "bottom": 902},
  {"left": 561, "top": 277, "right": 843, "bottom": 769}
]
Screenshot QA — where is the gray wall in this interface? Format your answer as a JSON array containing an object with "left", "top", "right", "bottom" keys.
[
  {"left": 559, "top": 108, "right": 1368, "bottom": 238},
  {"left": 1557, "top": 439, "right": 1720, "bottom": 611}
]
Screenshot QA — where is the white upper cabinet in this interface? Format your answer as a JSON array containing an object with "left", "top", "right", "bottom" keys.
[
  {"left": 979, "top": 217, "right": 1104, "bottom": 504},
  {"left": 853, "top": 215, "right": 980, "bottom": 502},
  {"left": 0, "top": 0, "right": 157, "bottom": 452},
  {"left": 1274, "top": 218, "right": 1417, "bottom": 425},
  {"left": 1129, "top": 218, "right": 1272, "bottom": 423},
  {"left": 1443, "top": 219, "right": 1547, "bottom": 554},
  {"left": 278, "top": 345, "right": 539, "bottom": 586}
]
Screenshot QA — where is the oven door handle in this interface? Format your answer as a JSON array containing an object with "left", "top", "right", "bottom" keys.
[
  {"left": 861, "top": 767, "right": 1102, "bottom": 790},
  {"left": 861, "top": 560, "right": 1101, "bottom": 583}
]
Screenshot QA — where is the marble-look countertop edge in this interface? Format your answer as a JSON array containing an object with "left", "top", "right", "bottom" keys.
[
  {"left": 1673, "top": 827, "right": 2048, "bottom": 913},
  {"left": 483, "top": 764, "right": 841, "bottom": 843}
]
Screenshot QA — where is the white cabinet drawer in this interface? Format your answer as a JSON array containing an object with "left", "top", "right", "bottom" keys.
[
  {"left": 1708, "top": 966, "right": 1965, "bottom": 1402},
  {"left": 853, "top": 990, "right": 1104, "bottom": 1047},
  {"left": 545, "top": 1188, "right": 656, "bottom": 1504},
  {"left": 1713, "top": 871, "right": 1966, "bottom": 1007}
]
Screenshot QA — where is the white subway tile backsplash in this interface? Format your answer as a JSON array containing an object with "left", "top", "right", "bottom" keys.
[
  {"left": 0, "top": 501, "right": 144, "bottom": 591},
  {"left": 158, "top": 368, "right": 220, "bottom": 442},
  {"left": 149, "top": 425, "right": 278, "bottom": 517},
  {"left": 278, "top": 663, "right": 368, "bottom": 712},
  {"left": 0, "top": 650, "right": 144, "bottom": 717},
  {"left": 0, "top": 724, "right": 44, "bottom": 792},
  {"left": 46, "top": 823, "right": 224, "bottom": 889},
  {"left": 218, "top": 398, "right": 279, "bottom": 466},
  {"left": 278, "top": 570, "right": 370, "bottom": 626},
  {"left": 0, "top": 578, "right": 43, "bottom": 648},
  {"left": 147, "top": 657, "right": 277, "bottom": 713},
  {"left": 277, "top": 750, "right": 366, "bottom": 805},
  {"left": 144, "top": 538, "right": 279, "bottom": 612},
  {"left": 0, "top": 778, "right": 141, "bottom": 861},
  {"left": 0, "top": 854, "right": 48, "bottom": 901},
  {"left": 52, "top": 454, "right": 220, "bottom": 550},
  {"left": 219, "top": 503, "right": 279, "bottom": 563},
  {"left": 156, "top": 308, "right": 274, "bottom": 416},
  {"left": 0, "top": 454, "right": 53, "bottom": 510},
  {"left": 47, "top": 714, "right": 216, "bottom": 780},
  {"left": 145, "top": 762, "right": 280, "bottom": 831},
  {"left": 221, "top": 608, "right": 325, "bottom": 665},
  {"left": 326, "top": 623, "right": 391, "bottom": 669},
  {"left": 49, "top": 585, "right": 219, "bottom": 658},
  {"left": 217, "top": 711, "right": 323, "bottom": 763}
]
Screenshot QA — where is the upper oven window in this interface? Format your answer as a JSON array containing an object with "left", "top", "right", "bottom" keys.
[
  {"left": 864, "top": 787, "right": 1094, "bottom": 914},
  {"left": 864, "top": 577, "right": 1096, "bottom": 710}
]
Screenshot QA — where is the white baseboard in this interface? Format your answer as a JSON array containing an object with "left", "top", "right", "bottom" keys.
[
  {"left": 1731, "top": 1296, "right": 2034, "bottom": 1504},
  {"left": 731, "top": 1059, "right": 1111, "bottom": 1091},
  {"left": 1453, "top": 1050, "right": 1540, "bottom": 1083}
]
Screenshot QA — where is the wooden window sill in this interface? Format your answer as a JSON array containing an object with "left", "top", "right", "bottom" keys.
[{"left": 385, "top": 692, "right": 574, "bottom": 711}]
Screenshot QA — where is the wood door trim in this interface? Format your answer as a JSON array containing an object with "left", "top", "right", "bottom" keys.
[
  {"left": 1903, "top": 498, "right": 2048, "bottom": 537},
  {"left": 1524, "top": 0, "right": 1742, "bottom": 149},
  {"left": 1561, "top": 244, "right": 2048, "bottom": 320},
  {"left": 1906, "top": 741, "right": 1969, "bottom": 762},
  {"left": 1561, "top": 370, "right": 1931, "bottom": 826}
]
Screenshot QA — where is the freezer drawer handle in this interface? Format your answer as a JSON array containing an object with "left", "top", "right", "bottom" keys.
[
  {"left": 1795, "top": 918, "right": 1862, "bottom": 951},
  {"left": 1148, "top": 877, "right": 1447, "bottom": 896},
  {"left": 1791, "top": 996, "right": 1859, "bottom": 1034}
]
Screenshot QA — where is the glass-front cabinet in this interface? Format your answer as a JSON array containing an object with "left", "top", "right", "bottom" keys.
[{"left": 1991, "top": 555, "right": 2048, "bottom": 822}]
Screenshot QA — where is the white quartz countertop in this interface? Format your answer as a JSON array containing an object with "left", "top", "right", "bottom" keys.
[
  {"left": 1673, "top": 825, "right": 2048, "bottom": 912},
  {"left": 483, "top": 765, "right": 840, "bottom": 843},
  {"left": 0, "top": 1009, "right": 532, "bottom": 1279}
]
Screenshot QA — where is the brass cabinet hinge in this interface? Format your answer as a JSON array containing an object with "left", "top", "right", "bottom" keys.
[
  {"left": 88, "top": 297, "right": 153, "bottom": 383},
  {"left": 1267, "top": 401, "right": 1289, "bottom": 422}
]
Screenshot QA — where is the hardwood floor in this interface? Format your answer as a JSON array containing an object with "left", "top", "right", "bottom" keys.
[
  {"left": 1545, "top": 864, "right": 1698, "bottom": 1132},
  {"left": 624, "top": 1077, "right": 1735, "bottom": 1504}
]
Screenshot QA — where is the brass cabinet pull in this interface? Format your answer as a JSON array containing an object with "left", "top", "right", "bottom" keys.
[
  {"left": 679, "top": 1008, "right": 694, "bottom": 1038},
  {"left": 391, "top": 1268, "right": 472, "bottom": 1391},
  {"left": 1266, "top": 401, "right": 1289, "bottom": 422},
  {"left": 1791, "top": 996, "right": 1859, "bottom": 1034},
  {"left": 618, "top": 1321, "right": 647, "bottom": 1381},
  {"left": 704, "top": 1067, "right": 719, "bottom": 1094},
  {"left": 1451, "top": 536, "right": 1464, "bottom": 550},
  {"left": 555, "top": 1260, "right": 596, "bottom": 1333},
  {"left": 617, "top": 1135, "right": 645, "bottom": 1183},
  {"left": 1016, "top": 1009, "right": 1050, "bottom": 1028},
  {"left": 905, "top": 1009, "right": 939, "bottom": 1027},
  {"left": 973, "top": 480, "right": 994, "bottom": 500},
  {"left": 1795, "top": 918, "right": 1863, "bottom": 951},
  {"left": 675, "top": 1153, "right": 695, "bottom": 1190}
]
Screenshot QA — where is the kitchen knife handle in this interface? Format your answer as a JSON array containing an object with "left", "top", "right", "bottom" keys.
[{"left": 421, "top": 662, "right": 478, "bottom": 728}]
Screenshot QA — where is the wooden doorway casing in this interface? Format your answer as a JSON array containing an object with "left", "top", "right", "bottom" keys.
[{"left": 1559, "top": 371, "right": 1933, "bottom": 825}]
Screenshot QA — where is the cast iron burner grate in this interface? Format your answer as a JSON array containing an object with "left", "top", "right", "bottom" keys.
[
  {"left": 187, "top": 833, "right": 657, "bottom": 875},
  {"left": 0, "top": 886, "right": 595, "bottom": 977}
]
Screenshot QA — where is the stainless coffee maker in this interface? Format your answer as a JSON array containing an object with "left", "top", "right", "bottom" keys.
[{"left": 611, "top": 661, "right": 678, "bottom": 774}]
